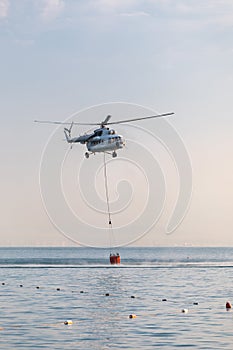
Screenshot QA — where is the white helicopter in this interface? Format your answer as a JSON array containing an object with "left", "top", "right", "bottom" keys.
[{"left": 35, "top": 112, "right": 174, "bottom": 158}]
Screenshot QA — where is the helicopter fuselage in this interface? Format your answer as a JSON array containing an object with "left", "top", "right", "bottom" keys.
[
  {"left": 86, "top": 128, "right": 125, "bottom": 153},
  {"left": 66, "top": 126, "right": 125, "bottom": 156},
  {"left": 87, "top": 134, "right": 124, "bottom": 153}
]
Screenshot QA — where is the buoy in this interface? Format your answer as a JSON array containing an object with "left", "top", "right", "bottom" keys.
[
  {"left": 64, "top": 320, "right": 73, "bottom": 325},
  {"left": 226, "top": 301, "right": 232, "bottom": 309},
  {"left": 110, "top": 253, "right": 121, "bottom": 265},
  {"left": 129, "top": 314, "right": 137, "bottom": 319},
  {"left": 162, "top": 298, "right": 167, "bottom": 302},
  {"left": 193, "top": 302, "right": 198, "bottom": 305},
  {"left": 57, "top": 288, "right": 60, "bottom": 291},
  {"left": 131, "top": 296, "right": 135, "bottom": 299},
  {"left": 2, "top": 283, "right": 5, "bottom": 286},
  {"left": 105, "top": 293, "right": 110, "bottom": 296},
  {"left": 80, "top": 291, "right": 84, "bottom": 293},
  {"left": 20, "top": 285, "right": 23, "bottom": 288},
  {"left": 36, "top": 286, "right": 40, "bottom": 289},
  {"left": 181, "top": 309, "right": 188, "bottom": 313}
]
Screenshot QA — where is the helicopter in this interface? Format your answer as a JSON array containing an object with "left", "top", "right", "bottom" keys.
[{"left": 35, "top": 112, "right": 174, "bottom": 158}]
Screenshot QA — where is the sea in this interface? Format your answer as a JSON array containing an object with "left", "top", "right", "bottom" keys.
[{"left": 1, "top": 246, "right": 233, "bottom": 349}]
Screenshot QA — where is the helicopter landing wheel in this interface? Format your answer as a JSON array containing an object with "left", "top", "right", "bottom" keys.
[
  {"left": 85, "top": 152, "right": 90, "bottom": 159},
  {"left": 112, "top": 151, "right": 117, "bottom": 158}
]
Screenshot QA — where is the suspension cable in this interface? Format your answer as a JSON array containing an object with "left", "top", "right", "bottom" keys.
[
  {"left": 103, "top": 153, "right": 117, "bottom": 250},
  {"left": 103, "top": 153, "right": 112, "bottom": 227}
]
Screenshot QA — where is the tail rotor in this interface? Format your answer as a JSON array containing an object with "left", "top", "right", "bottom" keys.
[
  {"left": 64, "top": 122, "right": 74, "bottom": 148},
  {"left": 64, "top": 122, "right": 74, "bottom": 138}
]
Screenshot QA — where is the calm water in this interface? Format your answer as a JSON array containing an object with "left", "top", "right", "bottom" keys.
[{"left": 0, "top": 247, "right": 233, "bottom": 349}]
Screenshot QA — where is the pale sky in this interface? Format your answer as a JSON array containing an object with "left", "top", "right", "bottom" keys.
[{"left": 0, "top": 0, "right": 233, "bottom": 246}]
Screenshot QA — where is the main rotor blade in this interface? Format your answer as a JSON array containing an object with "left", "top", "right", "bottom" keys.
[
  {"left": 34, "top": 112, "right": 174, "bottom": 127},
  {"left": 34, "top": 120, "right": 101, "bottom": 126},
  {"left": 101, "top": 115, "right": 111, "bottom": 125},
  {"left": 105, "top": 112, "right": 174, "bottom": 125}
]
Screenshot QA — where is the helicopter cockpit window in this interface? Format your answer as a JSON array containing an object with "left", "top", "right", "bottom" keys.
[{"left": 95, "top": 131, "right": 102, "bottom": 136}]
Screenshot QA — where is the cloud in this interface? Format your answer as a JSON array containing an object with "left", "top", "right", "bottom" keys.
[
  {"left": 120, "top": 11, "right": 150, "bottom": 17},
  {"left": 41, "top": 0, "right": 64, "bottom": 20},
  {"left": 97, "top": 0, "right": 138, "bottom": 9},
  {"left": 93, "top": 0, "right": 140, "bottom": 14},
  {"left": 15, "top": 39, "right": 35, "bottom": 46},
  {"left": 0, "top": 0, "right": 9, "bottom": 18}
]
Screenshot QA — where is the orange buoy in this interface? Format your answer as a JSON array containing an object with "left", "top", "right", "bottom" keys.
[
  {"left": 226, "top": 301, "right": 232, "bottom": 309},
  {"left": 110, "top": 253, "right": 120, "bottom": 265},
  {"left": 129, "top": 314, "right": 137, "bottom": 319},
  {"left": 64, "top": 320, "right": 73, "bottom": 325},
  {"left": 181, "top": 309, "right": 188, "bottom": 313}
]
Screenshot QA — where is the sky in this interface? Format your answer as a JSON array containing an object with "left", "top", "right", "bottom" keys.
[{"left": 0, "top": 0, "right": 233, "bottom": 246}]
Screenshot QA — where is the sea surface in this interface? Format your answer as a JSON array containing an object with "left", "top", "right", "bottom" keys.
[{"left": 1, "top": 247, "right": 233, "bottom": 349}]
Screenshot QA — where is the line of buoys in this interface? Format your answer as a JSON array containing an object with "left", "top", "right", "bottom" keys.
[
  {"left": 0, "top": 281, "right": 203, "bottom": 311},
  {"left": 0, "top": 282, "right": 202, "bottom": 309},
  {"left": 0, "top": 280, "right": 219, "bottom": 323}
]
